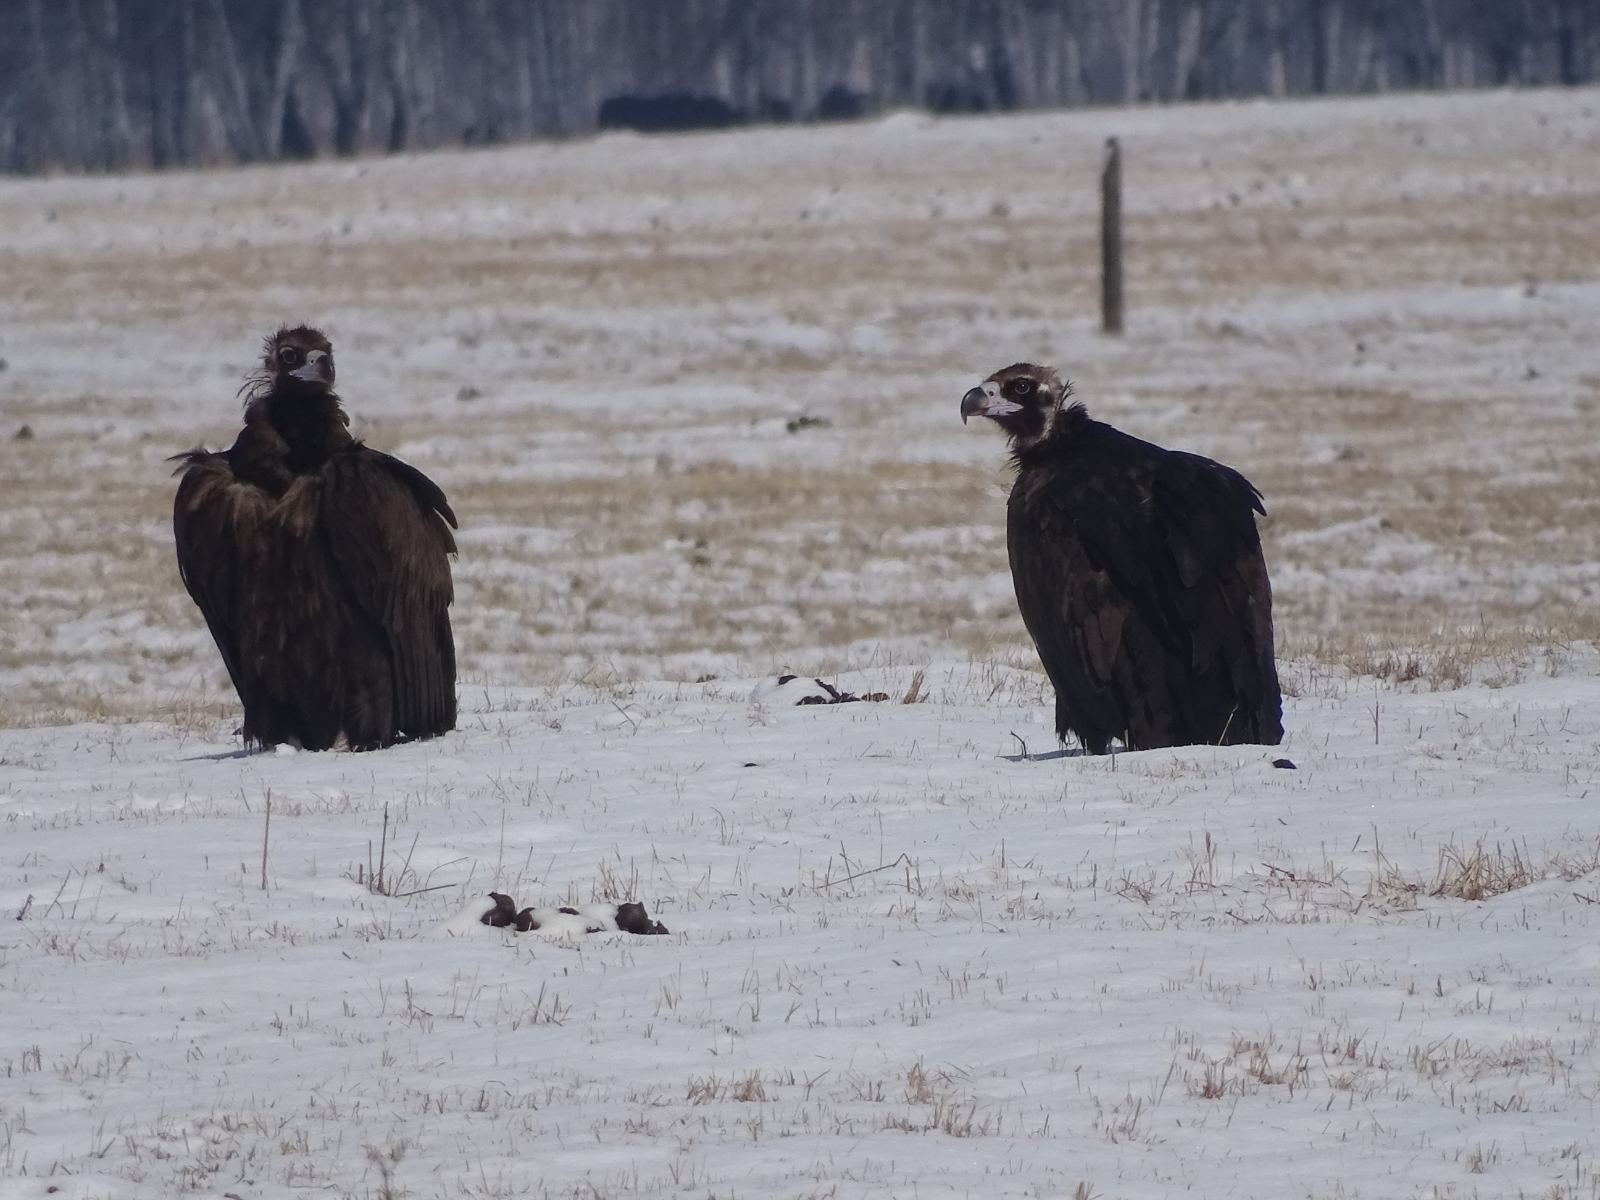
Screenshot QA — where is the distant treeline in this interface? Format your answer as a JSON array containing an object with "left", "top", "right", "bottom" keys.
[{"left": 4, "top": 0, "right": 1596, "bottom": 173}]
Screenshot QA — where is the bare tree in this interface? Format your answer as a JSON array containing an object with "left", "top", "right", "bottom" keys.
[{"left": 3, "top": 0, "right": 1595, "bottom": 174}]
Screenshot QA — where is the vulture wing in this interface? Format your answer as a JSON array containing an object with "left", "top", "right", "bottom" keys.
[
  {"left": 1149, "top": 451, "right": 1281, "bottom": 744},
  {"left": 1008, "top": 460, "right": 1145, "bottom": 753},
  {"left": 1009, "top": 430, "right": 1280, "bottom": 750},
  {"left": 318, "top": 447, "right": 458, "bottom": 740},
  {"left": 171, "top": 450, "right": 265, "bottom": 719}
]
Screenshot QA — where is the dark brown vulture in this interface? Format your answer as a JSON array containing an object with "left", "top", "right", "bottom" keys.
[
  {"left": 961, "top": 363, "right": 1283, "bottom": 754},
  {"left": 172, "top": 326, "right": 457, "bottom": 751}
]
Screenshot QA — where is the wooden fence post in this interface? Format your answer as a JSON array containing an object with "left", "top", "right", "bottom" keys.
[{"left": 1101, "top": 136, "right": 1123, "bottom": 335}]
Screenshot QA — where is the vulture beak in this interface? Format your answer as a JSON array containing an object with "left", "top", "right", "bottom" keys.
[
  {"left": 291, "top": 350, "right": 334, "bottom": 385},
  {"left": 961, "top": 381, "right": 1020, "bottom": 424},
  {"left": 960, "top": 386, "right": 986, "bottom": 424}
]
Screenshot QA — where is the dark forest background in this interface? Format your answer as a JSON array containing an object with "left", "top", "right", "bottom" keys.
[{"left": 4, "top": 0, "right": 1596, "bottom": 174}]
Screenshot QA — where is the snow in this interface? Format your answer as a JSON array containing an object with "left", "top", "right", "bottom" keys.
[{"left": 4, "top": 657, "right": 1600, "bottom": 1198}]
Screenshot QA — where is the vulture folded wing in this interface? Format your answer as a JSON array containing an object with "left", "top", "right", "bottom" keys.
[
  {"left": 171, "top": 451, "right": 264, "bottom": 713},
  {"left": 1049, "top": 462, "right": 1191, "bottom": 657},
  {"left": 1017, "top": 446, "right": 1278, "bottom": 749},
  {"left": 1148, "top": 453, "right": 1280, "bottom": 742},
  {"left": 319, "top": 449, "right": 458, "bottom": 738},
  {"left": 1008, "top": 479, "right": 1143, "bottom": 751}
]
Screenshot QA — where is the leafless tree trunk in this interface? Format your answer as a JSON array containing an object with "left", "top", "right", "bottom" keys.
[
  {"left": 1265, "top": 0, "right": 1289, "bottom": 96},
  {"left": 4, "top": 0, "right": 1597, "bottom": 174}
]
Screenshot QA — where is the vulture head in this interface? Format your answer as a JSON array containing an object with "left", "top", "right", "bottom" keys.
[
  {"left": 960, "top": 363, "right": 1072, "bottom": 449},
  {"left": 244, "top": 325, "right": 335, "bottom": 399}
]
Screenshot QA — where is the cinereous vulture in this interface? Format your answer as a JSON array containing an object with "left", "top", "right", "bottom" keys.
[
  {"left": 172, "top": 326, "right": 457, "bottom": 751},
  {"left": 962, "top": 363, "right": 1283, "bottom": 754}
]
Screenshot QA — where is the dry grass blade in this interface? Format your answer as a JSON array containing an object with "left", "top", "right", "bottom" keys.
[{"left": 1430, "top": 840, "right": 1535, "bottom": 901}]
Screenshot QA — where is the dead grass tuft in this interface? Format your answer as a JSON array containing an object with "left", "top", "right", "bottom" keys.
[
  {"left": 881, "top": 1060, "right": 999, "bottom": 1137},
  {"left": 901, "top": 668, "right": 927, "bottom": 705},
  {"left": 364, "top": 1142, "right": 410, "bottom": 1200},
  {"left": 1430, "top": 837, "right": 1600, "bottom": 901},
  {"left": 1369, "top": 836, "right": 1600, "bottom": 906},
  {"left": 1431, "top": 840, "right": 1537, "bottom": 901},
  {"left": 731, "top": 1072, "right": 767, "bottom": 1103}
]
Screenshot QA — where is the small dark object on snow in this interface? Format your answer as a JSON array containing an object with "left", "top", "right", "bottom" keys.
[
  {"left": 480, "top": 892, "right": 519, "bottom": 927},
  {"left": 1272, "top": 758, "right": 1297, "bottom": 770},
  {"left": 784, "top": 676, "right": 890, "bottom": 705},
  {"left": 14, "top": 423, "right": 32, "bottom": 441},
  {"left": 482, "top": 893, "right": 669, "bottom": 936},
  {"left": 615, "top": 901, "right": 671, "bottom": 935}
]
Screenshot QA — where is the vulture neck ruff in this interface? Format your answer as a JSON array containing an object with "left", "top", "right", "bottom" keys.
[
  {"left": 1010, "top": 399, "right": 1091, "bottom": 469},
  {"left": 246, "top": 387, "right": 353, "bottom": 474}
]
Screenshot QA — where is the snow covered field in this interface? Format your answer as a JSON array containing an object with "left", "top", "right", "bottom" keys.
[
  {"left": 2, "top": 87, "right": 1600, "bottom": 1197},
  {"left": 3, "top": 660, "right": 1600, "bottom": 1198}
]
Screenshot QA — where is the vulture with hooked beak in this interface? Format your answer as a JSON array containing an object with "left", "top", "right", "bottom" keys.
[
  {"left": 962, "top": 363, "right": 1283, "bottom": 754},
  {"left": 172, "top": 326, "right": 457, "bottom": 751}
]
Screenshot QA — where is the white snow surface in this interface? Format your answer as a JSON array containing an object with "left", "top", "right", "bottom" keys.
[{"left": 4, "top": 659, "right": 1600, "bottom": 1199}]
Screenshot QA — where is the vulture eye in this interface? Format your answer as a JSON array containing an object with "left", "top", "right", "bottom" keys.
[
  {"left": 278, "top": 346, "right": 302, "bottom": 366},
  {"left": 1013, "top": 378, "right": 1035, "bottom": 396}
]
